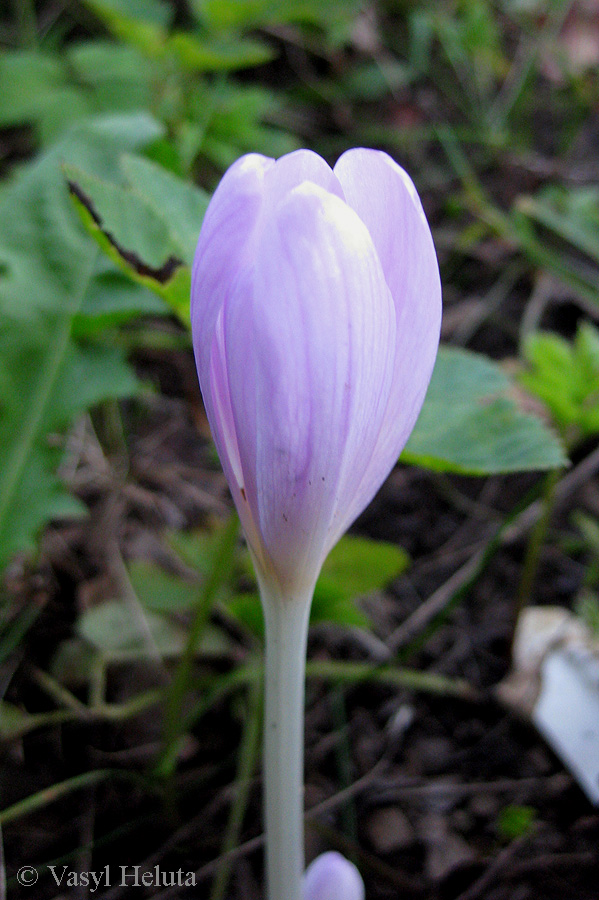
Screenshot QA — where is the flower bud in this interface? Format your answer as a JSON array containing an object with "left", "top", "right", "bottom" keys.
[
  {"left": 303, "top": 852, "right": 365, "bottom": 900},
  {"left": 191, "top": 149, "right": 441, "bottom": 597}
]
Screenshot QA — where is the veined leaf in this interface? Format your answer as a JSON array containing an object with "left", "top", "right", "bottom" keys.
[
  {"left": 0, "top": 115, "right": 162, "bottom": 573},
  {"left": 121, "top": 155, "right": 210, "bottom": 262},
  {"left": 67, "top": 155, "right": 210, "bottom": 324},
  {"left": 403, "top": 347, "right": 567, "bottom": 474}
]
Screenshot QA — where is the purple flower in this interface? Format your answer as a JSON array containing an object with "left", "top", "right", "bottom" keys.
[
  {"left": 191, "top": 149, "right": 441, "bottom": 596},
  {"left": 303, "top": 852, "right": 365, "bottom": 900}
]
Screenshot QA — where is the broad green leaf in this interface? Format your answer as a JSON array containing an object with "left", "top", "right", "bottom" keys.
[
  {"left": 0, "top": 114, "right": 163, "bottom": 323},
  {"left": 0, "top": 312, "right": 138, "bottom": 572},
  {"left": 128, "top": 561, "right": 201, "bottom": 613},
  {"left": 311, "top": 535, "right": 409, "bottom": 628},
  {"left": 77, "top": 599, "right": 186, "bottom": 657},
  {"left": 70, "top": 187, "right": 191, "bottom": 323},
  {"left": 403, "top": 347, "right": 567, "bottom": 474},
  {"left": 316, "top": 535, "right": 409, "bottom": 603},
  {"left": 76, "top": 597, "right": 231, "bottom": 660},
  {"left": 165, "top": 529, "right": 217, "bottom": 574},
  {"left": 77, "top": 112, "right": 163, "bottom": 149},
  {"left": 0, "top": 48, "right": 153, "bottom": 145},
  {"left": 229, "top": 535, "right": 408, "bottom": 637},
  {"left": 83, "top": 0, "right": 172, "bottom": 26},
  {"left": 0, "top": 115, "right": 161, "bottom": 573},
  {"left": 121, "top": 155, "right": 210, "bottom": 262},
  {"left": 66, "top": 166, "right": 180, "bottom": 269},
  {"left": 77, "top": 259, "right": 165, "bottom": 331},
  {"left": 67, "top": 155, "right": 209, "bottom": 323}
]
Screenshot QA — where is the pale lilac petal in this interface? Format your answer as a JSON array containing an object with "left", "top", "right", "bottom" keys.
[
  {"left": 303, "top": 852, "right": 365, "bottom": 900},
  {"left": 332, "top": 148, "right": 442, "bottom": 533},
  {"left": 206, "top": 309, "right": 267, "bottom": 569},
  {"left": 262, "top": 149, "right": 344, "bottom": 206},
  {"left": 191, "top": 152, "right": 274, "bottom": 394},
  {"left": 223, "top": 182, "right": 396, "bottom": 592}
]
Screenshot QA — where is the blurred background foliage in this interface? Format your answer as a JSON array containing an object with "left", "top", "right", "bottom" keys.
[{"left": 1, "top": 0, "right": 599, "bottom": 896}]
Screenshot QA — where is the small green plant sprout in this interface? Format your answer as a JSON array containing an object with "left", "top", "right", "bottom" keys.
[
  {"left": 496, "top": 804, "right": 536, "bottom": 842},
  {"left": 519, "top": 322, "right": 599, "bottom": 450}
]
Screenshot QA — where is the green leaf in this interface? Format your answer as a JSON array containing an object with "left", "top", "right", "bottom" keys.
[
  {"left": 574, "top": 590, "right": 599, "bottom": 638},
  {"left": 0, "top": 50, "right": 91, "bottom": 144},
  {"left": 128, "top": 560, "right": 201, "bottom": 613},
  {"left": 228, "top": 535, "right": 408, "bottom": 636},
  {"left": 67, "top": 41, "right": 154, "bottom": 114},
  {"left": 165, "top": 528, "right": 216, "bottom": 574},
  {"left": 519, "top": 323, "right": 599, "bottom": 444},
  {"left": 319, "top": 535, "right": 409, "bottom": 596},
  {"left": 79, "top": 0, "right": 172, "bottom": 53},
  {"left": 0, "top": 116, "right": 161, "bottom": 573},
  {"left": 121, "top": 155, "right": 210, "bottom": 262},
  {"left": 0, "top": 50, "right": 65, "bottom": 126},
  {"left": 168, "top": 31, "right": 274, "bottom": 72},
  {"left": 312, "top": 535, "right": 409, "bottom": 628},
  {"left": 0, "top": 47, "right": 157, "bottom": 146},
  {"left": 190, "top": 81, "right": 299, "bottom": 168},
  {"left": 403, "top": 347, "right": 567, "bottom": 474},
  {"left": 67, "top": 155, "right": 210, "bottom": 324},
  {"left": 192, "top": 0, "right": 361, "bottom": 32},
  {"left": 77, "top": 259, "right": 165, "bottom": 330},
  {"left": 224, "top": 592, "right": 264, "bottom": 637},
  {"left": 77, "top": 599, "right": 186, "bottom": 657},
  {"left": 66, "top": 165, "right": 180, "bottom": 269}
]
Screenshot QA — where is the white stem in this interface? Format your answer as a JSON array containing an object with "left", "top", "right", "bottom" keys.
[{"left": 260, "top": 581, "right": 312, "bottom": 900}]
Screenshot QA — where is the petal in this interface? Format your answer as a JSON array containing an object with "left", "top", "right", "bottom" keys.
[
  {"left": 332, "top": 148, "right": 442, "bottom": 532},
  {"left": 262, "top": 149, "right": 345, "bottom": 206},
  {"left": 223, "top": 183, "right": 396, "bottom": 592},
  {"left": 191, "top": 152, "right": 274, "bottom": 396},
  {"left": 303, "top": 852, "right": 365, "bottom": 900},
  {"left": 206, "top": 308, "right": 267, "bottom": 568}
]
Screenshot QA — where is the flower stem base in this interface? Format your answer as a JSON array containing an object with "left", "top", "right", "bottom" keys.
[{"left": 261, "top": 585, "right": 312, "bottom": 900}]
